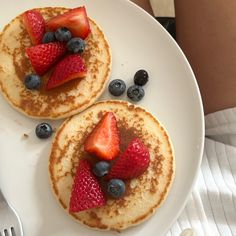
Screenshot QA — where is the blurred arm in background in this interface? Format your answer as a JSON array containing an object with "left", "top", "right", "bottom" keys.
[{"left": 132, "top": 0, "right": 236, "bottom": 114}]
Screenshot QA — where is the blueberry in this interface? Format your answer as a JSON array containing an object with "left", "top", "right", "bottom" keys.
[
  {"left": 93, "top": 161, "right": 110, "bottom": 177},
  {"left": 127, "top": 85, "right": 145, "bottom": 102},
  {"left": 35, "top": 123, "right": 53, "bottom": 139},
  {"left": 24, "top": 74, "right": 41, "bottom": 90},
  {"left": 55, "top": 27, "right": 72, "bottom": 42},
  {"left": 134, "top": 69, "right": 149, "bottom": 86},
  {"left": 108, "top": 79, "right": 126, "bottom": 96},
  {"left": 67, "top": 38, "right": 86, "bottom": 54},
  {"left": 42, "top": 32, "right": 56, "bottom": 43},
  {"left": 107, "top": 179, "right": 126, "bottom": 198}
]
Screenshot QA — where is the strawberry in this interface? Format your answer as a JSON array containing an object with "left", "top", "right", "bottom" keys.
[
  {"left": 23, "top": 10, "right": 45, "bottom": 45},
  {"left": 107, "top": 138, "right": 150, "bottom": 180},
  {"left": 69, "top": 160, "right": 105, "bottom": 213},
  {"left": 84, "top": 112, "right": 120, "bottom": 160},
  {"left": 46, "top": 6, "right": 91, "bottom": 39},
  {"left": 26, "top": 42, "right": 66, "bottom": 76},
  {"left": 46, "top": 54, "right": 87, "bottom": 90}
]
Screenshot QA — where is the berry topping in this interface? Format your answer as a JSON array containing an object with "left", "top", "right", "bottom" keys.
[
  {"left": 107, "top": 179, "right": 126, "bottom": 198},
  {"left": 107, "top": 138, "right": 150, "bottom": 180},
  {"left": 93, "top": 161, "right": 110, "bottom": 177},
  {"left": 22, "top": 10, "right": 45, "bottom": 45},
  {"left": 24, "top": 74, "right": 41, "bottom": 90},
  {"left": 108, "top": 79, "right": 126, "bottom": 96},
  {"left": 35, "top": 123, "right": 53, "bottom": 139},
  {"left": 26, "top": 42, "right": 66, "bottom": 76},
  {"left": 134, "top": 69, "right": 149, "bottom": 86},
  {"left": 69, "top": 160, "right": 106, "bottom": 213},
  {"left": 55, "top": 27, "right": 72, "bottom": 42},
  {"left": 47, "top": 7, "right": 91, "bottom": 39},
  {"left": 127, "top": 85, "right": 145, "bottom": 102},
  {"left": 84, "top": 112, "right": 120, "bottom": 161},
  {"left": 67, "top": 37, "right": 86, "bottom": 54},
  {"left": 42, "top": 31, "right": 56, "bottom": 44},
  {"left": 46, "top": 54, "right": 87, "bottom": 90}
]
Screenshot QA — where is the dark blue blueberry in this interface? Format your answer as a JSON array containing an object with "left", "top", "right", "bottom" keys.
[
  {"left": 55, "top": 27, "right": 72, "bottom": 42},
  {"left": 134, "top": 69, "right": 149, "bottom": 86},
  {"left": 107, "top": 179, "right": 126, "bottom": 198},
  {"left": 108, "top": 79, "right": 126, "bottom": 96},
  {"left": 24, "top": 74, "right": 41, "bottom": 90},
  {"left": 67, "top": 37, "right": 86, "bottom": 54},
  {"left": 35, "top": 123, "right": 53, "bottom": 139},
  {"left": 127, "top": 85, "right": 145, "bottom": 102},
  {"left": 42, "top": 32, "right": 56, "bottom": 43},
  {"left": 93, "top": 161, "right": 110, "bottom": 177}
]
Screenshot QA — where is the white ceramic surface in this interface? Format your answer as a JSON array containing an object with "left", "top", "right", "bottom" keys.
[{"left": 0, "top": 0, "right": 204, "bottom": 235}]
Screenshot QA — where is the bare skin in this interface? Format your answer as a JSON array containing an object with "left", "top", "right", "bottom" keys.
[
  {"left": 132, "top": 0, "right": 236, "bottom": 114},
  {"left": 131, "top": 0, "right": 153, "bottom": 14}
]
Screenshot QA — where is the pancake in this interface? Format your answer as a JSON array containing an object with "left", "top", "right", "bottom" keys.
[
  {"left": 0, "top": 7, "right": 111, "bottom": 119},
  {"left": 49, "top": 100, "right": 175, "bottom": 231}
]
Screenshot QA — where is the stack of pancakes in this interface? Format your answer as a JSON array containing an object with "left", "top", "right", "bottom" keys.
[
  {"left": 0, "top": 7, "right": 111, "bottom": 119},
  {"left": 0, "top": 7, "right": 175, "bottom": 231}
]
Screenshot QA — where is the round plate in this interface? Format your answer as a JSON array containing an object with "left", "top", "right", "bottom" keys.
[{"left": 0, "top": 0, "right": 204, "bottom": 235}]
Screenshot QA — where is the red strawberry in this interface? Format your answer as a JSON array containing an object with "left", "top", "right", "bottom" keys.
[
  {"left": 26, "top": 42, "right": 66, "bottom": 76},
  {"left": 46, "top": 6, "right": 91, "bottom": 39},
  {"left": 84, "top": 112, "right": 120, "bottom": 160},
  {"left": 23, "top": 10, "right": 45, "bottom": 45},
  {"left": 107, "top": 138, "right": 150, "bottom": 180},
  {"left": 69, "top": 160, "right": 105, "bottom": 213},
  {"left": 46, "top": 54, "right": 87, "bottom": 90}
]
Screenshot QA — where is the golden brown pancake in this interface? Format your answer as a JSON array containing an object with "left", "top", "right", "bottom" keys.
[
  {"left": 49, "top": 100, "right": 175, "bottom": 231},
  {"left": 0, "top": 7, "right": 111, "bottom": 119}
]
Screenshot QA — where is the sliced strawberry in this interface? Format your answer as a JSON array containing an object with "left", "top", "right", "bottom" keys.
[
  {"left": 69, "top": 160, "right": 106, "bottom": 213},
  {"left": 84, "top": 112, "right": 120, "bottom": 160},
  {"left": 46, "top": 54, "right": 87, "bottom": 90},
  {"left": 26, "top": 42, "right": 66, "bottom": 76},
  {"left": 23, "top": 10, "right": 45, "bottom": 45},
  {"left": 46, "top": 6, "right": 91, "bottom": 39},
  {"left": 107, "top": 138, "right": 150, "bottom": 180}
]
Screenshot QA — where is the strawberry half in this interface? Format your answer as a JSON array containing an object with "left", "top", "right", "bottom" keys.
[
  {"left": 69, "top": 160, "right": 106, "bottom": 213},
  {"left": 23, "top": 10, "right": 45, "bottom": 45},
  {"left": 46, "top": 54, "right": 87, "bottom": 90},
  {"left": 46, "top": 6, "right": 91, "bottom": 39},
  {"left": 84, "top": 112, "right": 120, "bottom": 160},
  {"left": 26, "top": 42, "right": 66, "bottom": 76},
  {"left": 107, "top": 138, "right": 150, "bottom": 180}
]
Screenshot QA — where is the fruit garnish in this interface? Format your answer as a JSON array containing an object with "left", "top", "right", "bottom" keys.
[
  {"left": 46, "top": 54, "right": 87, "bottom": 90},
  {"left": 35, "top": 123, "right": 53, "bottom": 139},
  {"left": 84, "top": 112, "right": 120, "bottom": 161},
  {"left": 42, "top": 32, "right": 56, "bottom": 44},
  {"left": 108, "top": 79, "right": 126, "bottom": 96},
  {"left": 107, "top": 138, "right": 150, "bottom": 180},
  {"left": 107, "top": 179, "right": 126, "bottom": 198},
  {"left": 93, "top": 161, "right": 110, "bottom": 177},
  {"left": 69, "top": 160, "right": 105, "bottom": 213},
  {"left": 24, "top": 74, "right": 41, "bottom": 90},
  {"left": 46, "top": 6, "right": 91, "bottom": 39},
  {"left": 67, "top": 38, "right": 85, "bottom": 54},
  {"left": 127, "top": 85, "right": 145, "bottom": 102},
  {"left": 26, "top": 42, "right": 66, "bottom": 76},
  {"left": 134, "top": 69, "right": 149, "bottom": 86},
  {"left": 22, "top": 10, "right": 45, "bottom": 45},
  {"left": 55, "top": 27, "right": 72, "bottom": 42}
]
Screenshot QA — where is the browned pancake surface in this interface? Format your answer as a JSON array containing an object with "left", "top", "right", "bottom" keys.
[
  {"left": 49, "top": 100, "right": 175, "bottom": 230},
  {"left": 0, "top": 7, "right": 111, "bottom": 119}
]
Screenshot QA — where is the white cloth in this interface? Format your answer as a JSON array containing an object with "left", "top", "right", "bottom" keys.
[
  {"left": 148, "top": 2, "right": 236, "bottom": 235},
  {"left": 150, "top": 0, "right": 175, "bottom": 17},
  {"left": 168, "top": 108, "right": 236, "bottom": 236}
]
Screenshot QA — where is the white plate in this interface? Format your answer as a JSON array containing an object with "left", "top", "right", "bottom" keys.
[{"left": 0, "top": 0, "right": 205, "bottom": 235}]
